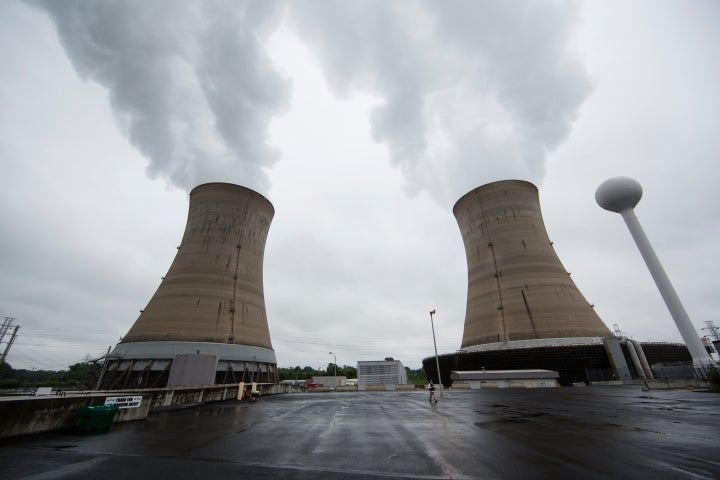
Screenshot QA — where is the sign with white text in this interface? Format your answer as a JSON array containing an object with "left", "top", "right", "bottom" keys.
[{"left": 104, "top": 396, "right": 143, "bottom": 409}]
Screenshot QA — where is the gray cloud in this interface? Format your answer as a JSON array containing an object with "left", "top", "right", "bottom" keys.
[
  {"left": 12, "top": 1, "right": 712, "bottom": 373},
  {"left": 30, "top": 0, "right": 591, "bottom": 205},
  {"left": 288, "top": 0, "right": 593, "bottom": 205},
  {"left": 28, "top": 0, "right": 290, "bottom": 193}
]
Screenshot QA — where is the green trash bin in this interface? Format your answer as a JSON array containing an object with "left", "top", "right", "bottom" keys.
[{"left": 77, "top": 405, "right": 119, "bottom": 434}]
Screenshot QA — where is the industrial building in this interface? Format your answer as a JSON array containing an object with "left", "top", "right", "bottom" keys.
[
  {"left": 424, "top": 180, "right": 691, "bottom": 386},
  {"left": 311, "top": 376, "right": 347, "bottom": 387},
  {"left": 99, "top": 183, "right": 277, "bottom": 388},
  {"left": 357, "top": 358, "right": 408, "bottom": 389}
]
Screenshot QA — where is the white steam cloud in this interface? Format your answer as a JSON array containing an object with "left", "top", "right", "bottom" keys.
[
  {"left": 288, "top": 0, "right": 593, "bottom": 204},
  {"left": 29, "top": 0, "right": 290, "bottom": 194},
  {"left": 30, "top": 0, "right": 592, "bottom": 204}
]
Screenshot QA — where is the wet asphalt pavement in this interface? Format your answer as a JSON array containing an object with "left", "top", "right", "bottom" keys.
[{"left": 1, "top": 386, "right": 719, "bottom": 479}]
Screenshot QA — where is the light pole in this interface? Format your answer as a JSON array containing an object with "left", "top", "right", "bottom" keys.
[
  {"left": 329, "top": 352, "right": 337, "bottom": 377},
  {"left": 429, "top": 309, "right": 443, "bottom": 395}
]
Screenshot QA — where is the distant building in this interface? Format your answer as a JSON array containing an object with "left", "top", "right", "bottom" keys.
[
  {"left": 357, "top": 358, "right": 408, "bottom": 388},
  {"left": 311, "top": 376, "right": 346, "bottom": 387}
]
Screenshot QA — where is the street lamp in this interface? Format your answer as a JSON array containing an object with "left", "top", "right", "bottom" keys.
[
  {"left": 329, "top": 352, "right": 337, "bottom": 377},
  {"left": 429, "top": 309, "right": 443, "bottom": 395}
]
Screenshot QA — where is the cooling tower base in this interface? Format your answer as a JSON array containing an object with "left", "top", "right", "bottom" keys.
[
  {"left": 99, "top": 341, "right": 278, "bottom": 389},
  {"left": 111, "top": 341, "right": 277, "bottom": 363},
  {"left": 461, "top": 337, "right": 605, "bottom": 353},
  {"left": 423, "top": 341, "right": 692, "bottom": 386}
]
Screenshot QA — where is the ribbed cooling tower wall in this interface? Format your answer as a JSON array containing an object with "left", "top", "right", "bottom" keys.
[
  {"left": 454, "top": 180, "right": 612, "bottom": 350},
  {"left": 103, "top": 183, "right": 277, "bottom": 388}
]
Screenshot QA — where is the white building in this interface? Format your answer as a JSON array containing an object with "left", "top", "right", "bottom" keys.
[{"left": 357, "top": 358, "right": 408, "bottom": 388}]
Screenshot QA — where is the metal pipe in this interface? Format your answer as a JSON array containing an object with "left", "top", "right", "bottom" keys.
[
  {"left": 95, "top": 346, "right": 112, "bottom": 390},
  {"left": 621, "top": 338, "right": 646, "bottom": 380},
  {"left": 628, "top": 339, "right": 654, "bottom": 380}
]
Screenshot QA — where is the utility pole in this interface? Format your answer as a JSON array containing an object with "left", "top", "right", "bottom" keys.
[
  {"left": 429, "top": 309, "right": 443, "bottom": 395},
  {"left": 329, "top": 352, "right": 337, "bottom": 378},
  {"left": 95, "top": 346, "right": 112, "bottom": 390},
  {"left": 0, "top": 317, "right": 13, "bottom": 344}
]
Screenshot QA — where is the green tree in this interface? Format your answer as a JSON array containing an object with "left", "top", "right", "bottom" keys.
[
  {"left": 278, "top": 366, "right": 327, "bottom": 381},
  {"left": 12, "top": 369, "right": 61, "bottom": 386},
  {"left": 61, "top": 362, "right": 100, "bottom": 389},
  {"left": 406, "top": 367, "right": 428, "bottom": 387},
  {"left": 338, "top": 365, "right": 357, "bottom": 378},
  {"left": 0, "top": 362, "right": 21, "bottom": 388},
  {"left": 709, "top": 365, "right": 720, "bottom": 393},
  {"left": 0, "top": 361, "right": 14, "bottom": 380}
]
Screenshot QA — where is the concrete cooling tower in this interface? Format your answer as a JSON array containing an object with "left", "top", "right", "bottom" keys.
[
  {"left": 100, "top": 183, "right": 277, "bottom": 389},
  {"left": 454, "top": 180, "right": 613, "bottom": 348},
  {"left": 422, "top": 180, "right": 692, "bottom": 386}
]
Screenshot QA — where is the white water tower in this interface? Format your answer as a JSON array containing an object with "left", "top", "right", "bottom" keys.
[{"left": 595, "top": 177, "right": 710, "bottom": 366}]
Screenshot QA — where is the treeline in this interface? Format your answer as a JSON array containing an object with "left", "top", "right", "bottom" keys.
[
  {"left": 278, "top": 364, "right": 428, "bottom": 387},
  {"left": 406, "top": 367, "right": 429, "bottom": 386},
  {"left": 278, "top": 364, "right": 358, "bottom": 381},
  {"left": 0, "top": 361, "right": 429, "bottom": 389},
  {"left": 0, "top": 362, "right": 100, "bottom": 390}
]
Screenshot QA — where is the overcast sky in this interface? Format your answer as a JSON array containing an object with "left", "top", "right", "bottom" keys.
[{"left": 1, "top": 0, "right": 718, "bottom": 371}]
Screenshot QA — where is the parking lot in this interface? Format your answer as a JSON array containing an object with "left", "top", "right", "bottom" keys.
[{"left": 1, "top": 386, "right": 719, "bottom": 479}]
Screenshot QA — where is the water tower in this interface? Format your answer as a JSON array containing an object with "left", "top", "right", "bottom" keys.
[{"left": 596, "top": 176, "right": 710, "bottom": 366}]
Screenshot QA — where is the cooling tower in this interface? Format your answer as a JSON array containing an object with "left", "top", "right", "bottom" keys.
[
  {"left": 102, "top": 183, "right": 277, "bottom": 388},
  {"left": 454, "top": 180, "right": 612, "bottom": 350}
]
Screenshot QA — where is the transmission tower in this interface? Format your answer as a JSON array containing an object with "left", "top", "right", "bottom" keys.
[
  {"left": 702, "top": 321, "right": 720, "bottom": 342},
  {"left": 0, "top": 317, "right": 20, "bottom": 366}
]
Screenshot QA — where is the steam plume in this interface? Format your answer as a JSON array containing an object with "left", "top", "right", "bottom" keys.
[
  {"left": 31, "top": 0, "right": 591, "bottom": 204},
  {"left": 30, "top": 0, "right": 289, "bottom": 193},
  {"left": 288, "top": 0, "right": 593, "bottom": 204}
]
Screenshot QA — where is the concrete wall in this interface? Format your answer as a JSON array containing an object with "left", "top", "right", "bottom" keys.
[
  {"left": 455, "top": 378, "right": 559, "bottom": 389},
  {"left": 311, "top": 376, "right": 346, "bottom": 387},
  {"left": 0, "top": 382, "right": 424, "bottom": 439},
  {"left": 0, "top": 383, "right": 305, "bottom": 439},
  {"left": 357, "top": 384, "right": 416, "bottom": 392},
  {"left": 0, "top": 395, "right": 151, "bottom": 439}
]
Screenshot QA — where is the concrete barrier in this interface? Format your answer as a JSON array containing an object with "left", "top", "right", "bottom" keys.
[
  {"left": 359, "top": 384, "right": 416, "bottom": 391},
  {"left": 0, "top": 395, "right": 151, "bottom": 439},
  {"left": 395, "top": 384, "right": 416, "bottom": 391},
  {"left": 0, "top": 382, "right": 414, "bottom": 439},
  {"left": 449, "top": 383, "right": 471, "bottom": 390},
  {"left": 0, "top": 382, "right": 311, "bottom": 439}
]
